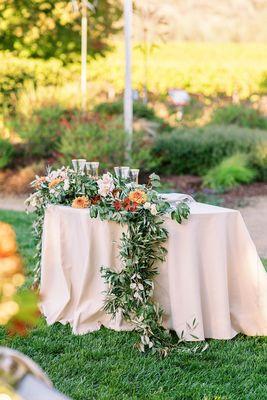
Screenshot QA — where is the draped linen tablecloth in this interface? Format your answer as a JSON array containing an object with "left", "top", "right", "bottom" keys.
[{"left": 40, "top": 202, "right": 267, "bottom": 340}]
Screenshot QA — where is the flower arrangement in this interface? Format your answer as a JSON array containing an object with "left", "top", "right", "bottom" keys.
[{"left": 26, "top": 167, "right": 191, "bottom": 354}]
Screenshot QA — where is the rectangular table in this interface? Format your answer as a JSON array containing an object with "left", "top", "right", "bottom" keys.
[{"left": 40, "top": 202, "right": 267, "bottom": 340}]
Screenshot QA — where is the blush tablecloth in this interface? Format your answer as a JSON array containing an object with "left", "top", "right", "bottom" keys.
[{"left": 40, "top": 202, "right": 267, "bottom": 340}]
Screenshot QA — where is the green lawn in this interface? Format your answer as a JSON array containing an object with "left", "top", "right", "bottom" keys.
[{"left": 1, "top": 209, "right": 267, "bottom": 400}]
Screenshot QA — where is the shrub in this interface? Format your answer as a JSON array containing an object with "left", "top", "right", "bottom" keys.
[
  {"left": 0, "top": 138, "right": 14, "bottom": 169},
  {"left": 0, "top": 52, "right": 72, "bottom": 108},
  {"left": 153, "top": 125, "right": 267, "bottom": 176},
  {"left": 250, "top": 143, "right": 267, "bottom": 182},
  {"left": 94, "top": 100, "right": 158, "bottom": 120},
  {"left": 59, "top": 117, "right": 157, "bottom": 172},
  {"left": 59, "top": 119, "right": 126, "bottom": 170},
  {"left": 11, "top": 106, "right": 75, "bottom": 159},
  {"left": 211, "top": 104, "right": 267, "bottom": 130},
  {"left": 203, "top": 154, "right": 256, "bottom": 191},
  {"left": 131, "top": 131, "right": 159, "bottom": 172}
]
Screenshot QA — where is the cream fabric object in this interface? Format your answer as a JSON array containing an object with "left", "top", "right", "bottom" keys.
[{"left": 40, "top": 202, "right": 267, "bottom": 340}]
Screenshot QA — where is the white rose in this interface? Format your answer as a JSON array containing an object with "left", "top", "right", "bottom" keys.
[
  {"left": 63, "top": 179, "right": 70, "bottom": 191},
  {"left": 150, "top": 204, "right": 158, "bottom": 216},
  {"left": 143, "top": 202, "right": 151, "bottom": 210}
]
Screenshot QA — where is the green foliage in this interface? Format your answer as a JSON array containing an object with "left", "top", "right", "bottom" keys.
[
  {"left": 0, "top": 212, "right": 267, "bottom": 400},
  {"left": 203, "top": 154, "right": 256, "bottom": 191},
  {"left": 0, "top": 1, "right": 122, "bottom": 62},
  {"left": 131, "top": 131, "right": 159, "bottom": 172},
  {"left": 0, "top": 137, "right": 14, "bottom": 169},
  {"left": 250, "top": 143, "right": 267, "bottom": 182},
  {"left": 59, "top": 119, "right": 125, "bottom": 170},
  {"left": 211, "top": 104, "right": 267, "bottom": 130},
  {"left": 153, "top": 125, "right": 267, "bottom": 176},
  {"left": 95, "top": 100, "right": 158, "bottom": 121},
  {"left": 12, "top": 106, "right": 72, "bottom": 159},
  {"left": 0, "top": 53, "right": 72, "bottom": 107}
]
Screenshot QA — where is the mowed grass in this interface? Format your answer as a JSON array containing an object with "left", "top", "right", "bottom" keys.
[{"left": 0, "top": 209, "right": 267, "bottom": 400}]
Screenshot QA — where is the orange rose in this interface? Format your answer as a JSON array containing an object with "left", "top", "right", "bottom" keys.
[
  {"left": 128, "top": 190, "right": 147, "bottom": 205},
  {"left": 48, "top": 178, "right": 62, "bottom": 189},
  {"left": 72, "top": 196, "right": 90, "bottom": 209}
]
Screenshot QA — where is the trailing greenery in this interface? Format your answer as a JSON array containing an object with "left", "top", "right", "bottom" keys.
[
  {"left": 211, "top": 104, "right": 267, "bottom": 130},
  {"left": 1, "top": 209, "right": 266, "bottom": 400},
  {"left": 153, "top": 125, "right": 267, "bottom": 176},
  {"left": 0, "top": 137, "right": 14, "bottom": 169},
  {"left": 203, "top": 153, "right": 256, "bottom": 191}
]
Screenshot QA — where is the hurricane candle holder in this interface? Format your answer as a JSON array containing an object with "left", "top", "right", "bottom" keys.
[
  {"left": 72, "top": 159, "right": 79, "bottom": 172},
  {"left": 130, "top": 169, "right": 139, "bottom": 184},
  {"left": 114, "top": 166, "right": 130, "bottom": 180},
  {"left": 90, "top": 162, "right": 99, "bottom": 179},
  {"left": 85, "top": 162, "right": 92, "bottom": 176},
  {"left": 78, "top": 159, "right": 86, "bottom": 172},
  {"left": 72, "top": 159, "right": 86, "bottom": 173},
  {"left": 114, "top": 166, "right": 121, "bottom": 178}
]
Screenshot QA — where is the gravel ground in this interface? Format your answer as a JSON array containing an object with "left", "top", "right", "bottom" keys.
[{"left": 0, "top": 194, "right": 266, "bottom": 258}]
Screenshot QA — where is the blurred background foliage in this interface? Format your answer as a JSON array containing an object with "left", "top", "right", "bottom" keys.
[
  {"left": 0, "top": 0, "right": 122, "bottom": 62},
  {"left": 0, "top": 0, "right": 266, "bottom": 196}
]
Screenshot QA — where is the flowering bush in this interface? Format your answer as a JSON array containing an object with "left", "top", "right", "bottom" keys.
[{"left": 27, "top": 167, "right": 191, "bottom": 355}]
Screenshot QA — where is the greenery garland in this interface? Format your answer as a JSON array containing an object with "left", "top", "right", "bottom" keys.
[{"left": 26, "top": 168, "right": 190, "bottom": 354}]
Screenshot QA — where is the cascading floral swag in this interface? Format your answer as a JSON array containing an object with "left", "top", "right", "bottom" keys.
[{"left": 26, "top": 167, "right": 191, "bottom": 355}]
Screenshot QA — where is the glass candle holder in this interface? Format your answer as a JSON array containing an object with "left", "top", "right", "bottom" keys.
[
  {"left": 86, "top": 162, "right": 99, "bottom": 179},
  {"left": 90, "top": 162, "right": 99, "bottom": 179},
  {"left": 130, "top": 169, "right": 139, "bottom": 184},
  {"left": 121, "top": 166, "right": 130, "bottom": 179},
  {"left": 114, "top": 166, "right": 130, "bottom": 180},
  {"left": 78, "top": 159, "right": 86, "bottom": 172},
  {"left": 72, "top": 159, "right": 79, "bottom": 172},
  {"left": 114, "top": 166, "right": 121, "bottom": 178},
  {"left": 86, "top": 162, "right": 92, "bottom": 176}
]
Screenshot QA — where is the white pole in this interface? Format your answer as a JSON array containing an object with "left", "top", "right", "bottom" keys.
[
  {"left": 124, "top": 0, "right": 133, "bottom": 163},
  {"left": 81, "top": 0, "right": 87, "bottom": 112}
]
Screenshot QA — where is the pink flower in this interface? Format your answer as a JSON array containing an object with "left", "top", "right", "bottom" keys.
[{"left": 97, "top": 173, "right": 115, "bottom": 197}]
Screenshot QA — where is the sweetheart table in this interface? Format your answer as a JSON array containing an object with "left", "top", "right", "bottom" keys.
[{"left": 40, "top": 200, "right": 267, "bottom": 340}]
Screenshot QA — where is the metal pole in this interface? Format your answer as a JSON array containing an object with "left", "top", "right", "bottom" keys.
[
  {"left": 124, "top": 0, "right": 133, "bottom": 164},
  {"left": 81, "top": 0, "right": 87, "bottom": 112}
]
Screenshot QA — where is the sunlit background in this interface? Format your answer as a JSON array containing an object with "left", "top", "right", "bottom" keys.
[{"left": 0, "top": 0, "right": 266, "bottom": 197}]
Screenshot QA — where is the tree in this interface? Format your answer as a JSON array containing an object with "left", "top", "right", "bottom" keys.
[
  {"left": 134, "top": 0, "right": 170, "bottom": 103},
  {"left": 0, "top": 0, "right": 122, "bottom": 63}
]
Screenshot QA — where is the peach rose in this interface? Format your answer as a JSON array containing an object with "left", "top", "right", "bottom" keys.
[
  {"left": 128, "top": 190, "right": 147, "bottom": 205},
  {"left": 72, "top": 196, "right": 90, "bottom": 209},
  {"left": 48, "top": 178, "right": 62, "bottom": 189}
]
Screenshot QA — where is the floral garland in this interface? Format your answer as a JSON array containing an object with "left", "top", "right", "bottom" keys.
[{"left": 26, "top": 167, "right": 190, "bottom": 354}]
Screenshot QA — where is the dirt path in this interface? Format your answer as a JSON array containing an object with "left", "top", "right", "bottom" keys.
[
  {"left": 0, "top": 194, "right": 266, "bottom": 258},
  {"left": 236, "top": 196, "right": 267, "bottom": 259}
]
